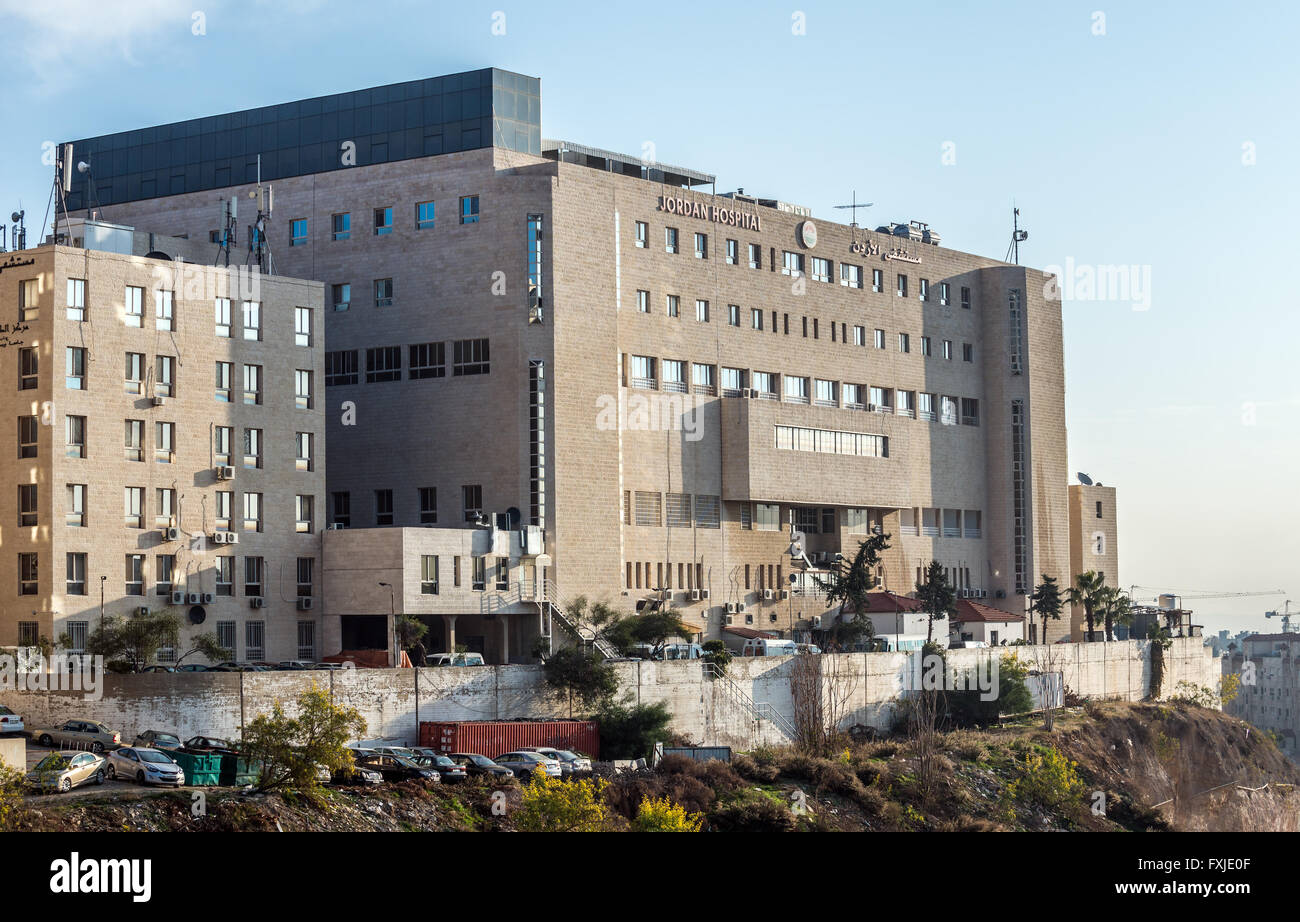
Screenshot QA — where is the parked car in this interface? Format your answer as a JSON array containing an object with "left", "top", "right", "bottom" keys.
[
  {"left": 373, "top": 746, "right": 419, "bottom": 760},
  {"left": 950, "top": 640, "right": 989, "bottom": 649},
  {"left": 793, "top": 643, "right": 823, "bottom": 655},
  {"left": 140, "top": 665, "right": 175, "bottom": 673},
  {"left": 518, "top": 747, "right": 593, "bottom": 777},
  {"left": 333, "top": 763, "right": 384, "bottom": 785},
  {"left": 277, "top": 661, "right": 315, "bottom": 670},
  {"left": 354, "top": 754, "right": 440, "bottom": 783},
  {"left": 448, "top": 753, "right": 514, "bottom": 780},
  {"left": 212, "top": 662, "right": 269, "bottom": 672},
  {"left": 174, "top": 664, "right": 209, "bottom": 672},
  {"left": 25, "top": 751, "right": 107, "bottom": 792},
  {"left": 409, "top": 753, "right": 468, "bottom": 782},
  {"left": 183, "top": 735, "right": 239, "bottom": 755},
  {"left": 32, "top": 720, "right": 121, "bottom": 753},
  {"left": 132, "top": 730, "right": 182, "bottom": 751},
  {"left": 105, "top": 747, "right": 185, "bottom": 786},
  {"left": 427, "top": 652, "right": 486, "bottom": 667},
  {"left": 0, "top": 705, "right": 24, "bottom": 736},
  {"left": 492, "top": 751, "right": 562, "bottom": 781},
  {"left": 740, "top": 638, "right": 799, "bottom": 657}
]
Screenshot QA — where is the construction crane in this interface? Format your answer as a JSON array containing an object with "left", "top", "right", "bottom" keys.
[
  {"left": 1265, "top": 600, "right": 1297, "bottom": 633},
  {"left": 1128, "top": 586, "right": 1286, "bottom": 606}
]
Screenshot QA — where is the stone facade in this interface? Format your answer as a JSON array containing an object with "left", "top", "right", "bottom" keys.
[{"left": 1068, "top": 483, "right": 1119, "bottom": 640}]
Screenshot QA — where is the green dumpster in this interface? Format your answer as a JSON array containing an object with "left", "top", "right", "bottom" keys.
[
  {"left": 219, "top": 754, "right": 260, "bottom": 787},
  {"left": 171, "top": 750, "right": 222, "bottom": 786}
]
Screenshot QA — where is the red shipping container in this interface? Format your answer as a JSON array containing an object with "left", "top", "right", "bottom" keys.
[{"left": 420, "top": 720, "right": 599, "bottom": 760}]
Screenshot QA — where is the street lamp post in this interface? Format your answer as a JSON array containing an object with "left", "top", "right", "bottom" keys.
[
  {"left": 378, "top": 581, "right": 396, "bottom": 666},
  {"left": 100, "top": 576, "right": 107, "bottom": 630}
]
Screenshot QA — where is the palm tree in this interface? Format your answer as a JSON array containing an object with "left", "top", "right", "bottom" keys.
[
  {"left": 1029, "top": 574, "right": 1063, "bottom": 644},
  {"left": 1067, "top": 570, "right": 1108, "bottom": 641},
  {"left": 1098, "top": 586, "right": 1133, "bottom": 642}
]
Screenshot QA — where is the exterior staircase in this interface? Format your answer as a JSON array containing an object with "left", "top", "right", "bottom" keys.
[{"left": 702, "top": 662, "right": 796, "bottom": 741}]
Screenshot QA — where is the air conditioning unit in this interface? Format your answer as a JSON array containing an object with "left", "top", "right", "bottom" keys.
[
  {"left": 741, "top": 387, "right": 754, "bottom": 398},
  {"left": 726, "top": 602, "right": 738, "bottom": 614},
  {"left": 187, "top": 593, "right": 201, "bottom": 605},
  {"left": 225, "top": 532, "right": 239, "bottom": 545},
  {"left": 215, "top": 465, "right": 235, "bottom": 481},
  {"left": 763, "top": 589, "right": 775, "bottom": 600},
  {"left": 867, "top": 403, "right": 877, "bottom": 412},
  {"left": 297, "top": 597, "right": 314, "bottom": 611},
  {"left": 780, "top": 589, "right": 790, "bottom": 600},
  {"left": 328, "top": 522, "right": 347, "bottom": 530},
  {"left": 736, "top": 603, "right": 747, "bottom": 613},
  {"left": 700, "top": 589, "right": 710, "bottom": 600},
  {"left": 690, "top": 590, "right": 701, "bottom": 602},
  {"left": 811, "top": 615, "right": 823, "bottom": 628},
  {"left": 169, "top": 591, "right": 185, "bottom": 604},
  {"left": 151, "top": 395, "right": 166, "bottom": 406},
  {"left": 249, "top": 597, "right": 265, "bottom": 609},
  {"left": 161, "top": 526, "right": 179, "bottom": 541},
  {"left": 202, "top": 593, "right": 215, "bottom": 605},
  {"left": 210, "top": 532, "right": 225, "bottom": 545},
  {"left": 135, "top": 606, "right": 150, "bottom": 617},
  {"left": 725, "top": 614, "right": 735, "bottom": 625}
]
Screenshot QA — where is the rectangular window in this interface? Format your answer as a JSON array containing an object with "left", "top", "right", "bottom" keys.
[
  {"left": 242, "top": 300, "right": 261, "bottom": 340},
  {"left": 331, "top": 492, "right": 351, "bottom": 528},
  {"left": 695, "top": 495, "right": 720, "bottom": 529},
  {"left": 728, "top": 304, "right": 740, "bottom": 327},
  {"left": 65, "top": 347, "right": 86, "bottom": 390},
  {"left": 332, "top": 212, "right": 351, "bottom": 240},
  {"left": 409, "top": 342, "right": 445, "bottom": 379},
  {"left": 419, "top": 487, "right": 437, "bottom": 524},
  {"left": 67, "top": 278, "right": 86, "bottom": 321},
  {"left": 374, "top": 206, "right": 393, "bottom": 235},
  {"left": 634, "top": 491, "right": 662, "bottom": 527},
  {"left": 294, "top": 307, "right": 312, "bottom": 347},
  {"left": 665, "top": 227, "right": 678, "bottom": 254},
  {"left": 635, "top": 289, "right": 650, "bottom": 314},
  {"left": 331, "top": 283, "right": 351, "bottom": 312},
  {"left": 373, "top": 278, "right": 393, "bottom": 308},
  {"left": 214, "top": 361, "right": 232, "bottom": 402},
  {"left": 843, "top": 383, "right": 864, "bottom": 410},
  {"left": 918, "top": 392, "right": 936, "bottom": 421},
  {"left": 18, "top": 415, "right": 37, "bottom": 458},
  {"left": 662, "top": 359, "right": 686, "bottom": 393},
  {"left": 421, "top": 555, "right": 439, "bottom": 594},
  {"left": 784, "top": 375, "right": 810, "bottom": 404},
  {"left": 814, "top": 378, "right": 838, "bottom": 407},
  {"left": 123, "top": 486, "right": 143, "bottom": 528},
  {"left": 694, "top": 232, "right": 708, "bottom": 259},
  {"left": 290, "top": 218, "right": 308, "bottom": 246},
  {"left": 365, "top": 347, "right": 401, "bottom": 383},
  {"left": 295, "top": 370, "right": 313, "bottom": 409},
  {"left": 726, "top": 238, "right": 738, "bottom": 264},
  {"left": 840, "top": 263, "right": 863, "bottom": 288},
  {"left": 18, "top": 347, "right": 37, "bottom": 390},
  {"left": 897, "top": 389, "right": 916, "bottom": 417},
  {"left": 691, "top": 363, "right": 716, "bottom": 396},
  {"left": 66, "top": 483, "right": 86, "bottom": 527},
  {"left": 896, "top": 274, "right": 908, "bottom": 297},
  {"left": 695, "top": 299, "right": 709, "bottom": 323},
  {"left": 297, "top": 621, "right": 315, "bottom": 660},
  {"left": 243, "top": 492, "right": 263, "bottom": 532},
  {"left": 471, "top": 557, "right": 486, "bottom": 592},
  {"left": 748, "top": 243, "right": 761, "bottom": 269},
  {"left": 245, "top": 556, "right": 264, "bottom": 596},
  {"left": 782, "top": 251, "right": 804, "bottom": 276},
  {"left": 870, "top": 387, "right": 892, "bottom": 412},
  {"left": 374, "top": 489, "right": 393, "bottom": 526},
  {"left": 243, "top": 364, "right": 262, "bottom": 404},
  {"left": 296, "top": 495, "right": 314, "bottom": 533},
  {"left": 155, "top": 290, "right": 174, "bottom": 330},
  {"left": 961, "top": 398, "right": 980, "bottom": 427},
  {"left": 721, "top": 366, "right": 745, "bottom": 397},
  {"left": 666, "top": 294, "right": 679, "bottom": 318},
  {"left": 416, "top": 201, "right": 436, "bottom": 229},
  {"left": 774, "top": 425, "right": 888, "bottom": 459},
  {"left": 124, "top": 286, "right": 143, "bottom": 327},
  {"left": 921, "top": 336, "right": 932, "bottom": 357},
  {"left": 125, "top": 352, "right": 144, "bottom": 394},
  {"left": 872, "top": 268, "right": 883, "bottom": 292},
  {"left": 213, "top": 426, "right": 232, "bottom": 466},
  {"left": 943, "top": 340, "right": 953, "bottom": 361},
  {"left": 18, "top": 483, "right": 37, "bottom": 527},
  {"left": 155, "top": 355, "right": 174, "bottom": 397},
  {"left": 18, "top": 553, "right": 38, "bottom": 595},
  {"left": 325, "top": 350, "right": 358, "bottom": 386},
  {"left": 214, "top": 297, "right": 231, "bottom": 336},
  {"left": 939, "top": 281, "right": 950, "bottom": 306},
  {"left": 460, "top": 195, "right": 480, "bottom": 224},
  {"left": 125, "top": 555, "right": 145, "bottom": 596},
  {"left": 18, "top": 278, "right": 39, "bottom": 322},
  {"left": 66, "top": 552, "right": 87, "bottom": 595},
  {"left": 874, "top": 329, "right": 885, "bottom": 349},
  {"left": 751, "top": 308, "right": 763, "bottom": 331},
  {"left": 452, "top": 339, "right": 490, "bottom": 376},
  {"left": 462, "top": 484, "right": 482, "bottom": 522},
  {"left": 963, "top": 343, "right": 974, "bottom": 363},
  {"left": 214, "top": 557, "right": 234, "bottom": 596},
  {"left": 665, "top": 493, "right": 692, "bottom": 528},
  {"left": 961, "top": 286, "right": 972, "bottom": 310},
  {"left": 755, "top": 503, "right": 780, "bottom": 531},
  {"left": 295, "top": 431, "right": 312, "bottom": 471},
  {"left": 242, "top": 428, "right": 262, "bottom": 468},
  {"left": 752, "top": 371, "right": 777, "bottom": 400},
  {"left": 811, "top": 257, "right": 831, "bottom": 283},
  {"left": 120, "top": 418, "right": 142, "bottom": 462},
  {"left": 898, "top": 333, "right": 910, "bottom": 354},
  {"left": 919, "top": 278, "right": 930, "bottom": 302},
  {"left": 66, "top": 415, "right": 86, "bottom": 458},
  {"left": 635, "top": 221, "right": 647, "bottom": 248},
  {"left": 216, "top": 620, "right": 235, "bottom": 649},
  {"left": 296, "top": 558, "right": 314, "bottom": 597},
  {"left": 155, "top": 487, "right": 175, "bottom": 526}
]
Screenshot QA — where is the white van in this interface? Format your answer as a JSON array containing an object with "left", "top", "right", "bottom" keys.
[{"left": 740, "top": 638, "right": 799, "bottom": 657}]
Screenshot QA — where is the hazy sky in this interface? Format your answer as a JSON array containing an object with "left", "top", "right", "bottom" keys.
[{"left": 1, "top": 0, "right": 1294, "bottom": 635}]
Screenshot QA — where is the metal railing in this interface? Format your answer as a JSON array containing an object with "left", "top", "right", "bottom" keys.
[
  {"left": 702, "top": 662, "right": 796, "bottom": 740},
  {"left": 525, "top": 578, "right": 619, "bottom": 659}
]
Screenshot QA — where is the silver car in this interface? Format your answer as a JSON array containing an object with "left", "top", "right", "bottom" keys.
[
  {"left": 519, "top": 747, "right": 593, "bottom": 777},
  {"left": 25, "top": 751, "right": 107, "bottom": 792},
  {"left": 105, "top": 746, "right": 185, "bottom": 786},
  {"left": 493, "top": 751, "right": 563, "bottom": 780}
]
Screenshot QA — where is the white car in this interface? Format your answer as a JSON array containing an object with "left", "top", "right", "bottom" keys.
[
  {"left": 0, "top": 705, "right": 23, "bottom": 735},
  {"left": 105, "top": 746, "right": 185, "bottom": 786}
]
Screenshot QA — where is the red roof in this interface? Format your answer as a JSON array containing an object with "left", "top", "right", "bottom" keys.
[
  {"left": 951, "top": 599, "right": 1024, "bottom": 624},
  {"left": 723, "top": 626, "right": 776, "bottom": 639}
]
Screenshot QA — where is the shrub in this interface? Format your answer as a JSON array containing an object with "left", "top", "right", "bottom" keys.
[
  {"left": 732, "top": 753, "right": 779, "bottom": 783},
  {"left": 1005, "top": 746, "right": 1085, "bottom": 812},
  {"left": 241, "top": 685, "right": 366, "bottom": 792},
  {"left": 0, "top": 766, "right": 27, "bottom": 830},
  {"left": 595, "top": 697, "right": 674, "bottom": 760},
  {"left": 709, "top": 789, "right": 799, "bottom": 832},
  {"left": 632, "top": 796, "right": 703, "bottom": 832},
  {"left": 515, "top": 771, "right": 621, "bottom": 832}
]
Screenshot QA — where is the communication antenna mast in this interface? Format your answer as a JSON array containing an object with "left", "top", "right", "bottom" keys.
[
  {"left": 7, "top": 209, "right": 24, "bottom": 252},
  {"left": 834, "top": 191, "right": 874, "bottom": 227},
  {"left": 214, "top": 194, "right": 237, "bottom": 267},
  {"left": 51, "top": 143, "right": 74, "bottom": 243},
  {"left": 245, "top": 154, "right": 274, "bottom": 274},
  {"left": 1006, "top": 205, "right": 1029, "bottom": 264}
]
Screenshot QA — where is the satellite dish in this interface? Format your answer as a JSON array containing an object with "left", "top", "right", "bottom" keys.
[
  {"left": 1077, "top": 472, "right": 1093, "bottom": 486},
  {"left": 188, "top": 605, "right": 206, "bottom": 625},
  {"left": 77, "top": 161, "right": 91, "bottom": 174},
  {"left": 10, "top": 211, "right": 22, "bottom": 223}
]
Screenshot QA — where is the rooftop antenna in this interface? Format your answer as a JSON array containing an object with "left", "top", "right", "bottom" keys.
[
  {"left": 51, "top": 143, "right": 74, "bottom": 244},
  {"left": 1077, "top": 472, "right": 1093, "bottom": 486},
  {"left": 834, "top": 191, "right": 873, "bottom": 237},
  {"left": 7, "top": 209, "right": 23, "bottom": 252},
  {"left": 1006, "top": 205, "right": 1028, "bottom": 264},
  {"left": 214, "top": 194, "right": 237, "bottom": 267},
  {"left": 245, "top": 154, "right": 274, "bottom": 274},
  {"left": 77, "top": 161, "right": 99, "bottom": 220}
]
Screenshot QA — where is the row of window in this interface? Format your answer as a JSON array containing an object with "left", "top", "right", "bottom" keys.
[
  {"left": 325, "top": 338, "right": 489, "bottom": 386},
  {"left": 17, "top": 553, "right": 314, "bottom": 598},
  {"left": 34, "top": 618, "right": 315, "bottom": 661},
  {"left": 622, "top": 492, "right": 722, "bottom": 528},
  {"left": 330, "top": 485, "right": 478, "bottom": 527},
  {"left": 416, "top": 554, "right": 511, "bottom": 594},
  {"left": 619, "top": 501, "right": 984, "bottom": 539},
  {"left": 278, "top": 195, "right": 480, "bottom": 248},
  {"left": 15, "top": 483, "right": 316, "bottom": 534},
  {"left": 39, "top": 415, "right": 316, "bottom": 470}
]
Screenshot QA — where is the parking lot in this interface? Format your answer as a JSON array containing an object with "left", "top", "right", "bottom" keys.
[{"left": 19, "top": 739, "right": 202, "bottom": 802}]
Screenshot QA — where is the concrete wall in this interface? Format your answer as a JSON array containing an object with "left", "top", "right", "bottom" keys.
[
  {"left": 0, "top": 737, "right": 24, "bottom": 770},
  {"left": 0, "top": 638, "right": 1215, "bottom": 753}
]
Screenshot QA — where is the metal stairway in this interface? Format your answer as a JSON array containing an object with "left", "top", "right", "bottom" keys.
[{"left": 702, "top": 662, "right": 796, "bottom": 740}]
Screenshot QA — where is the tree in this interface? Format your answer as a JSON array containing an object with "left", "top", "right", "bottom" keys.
[
  {"left": 562, "top": 596, "right": 621, "bottom": 653},
  {"left": 241, "top": 685, "right": 367, "bottom": 792},
  {"left": 915, "top": 560, "right": 956, "bottom": 645},
  {"left": 1097, "top": 586, "right": 1133, "bottom": 642},
  {"left": 69, "top": 610, "right": 181, "bottom": 672},
  {"left": 515, "top": 771, "right": 620, "bottom": 832},
  {"left": 595, "top": 696, "right": 674, "bottom": 760},
  {"left": 1067, "top": 570, "right": 1108, "bottom": 641},
  {"left": 395, "top": 614, "right": 428, "bottom": 653},
  {"left": 606, "top": 609, "right": 692, "bottom": 658},
  {"left": 543, "top": 647, "right": 618, "bottom": 717},
  {"left": 814, "top": 532, "right": 891, "bottom": 650},
  {"left": 701, "top": 640, "right": 732, "bottom": 675},
  {"left": 176, "top": 632, "right": 233, "bottom": 666},
  {"left": 1029, "top": 575, "right": 1064, "bottom": 645}
]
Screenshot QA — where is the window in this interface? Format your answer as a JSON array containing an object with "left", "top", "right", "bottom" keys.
[
  {"left": 815, "top": 379, "right": 838, "bottom": 407},
  {"left": 636, "top": 290, "right": 650, "bottom": 313},
  {"left": 212, "top": 361, "right": 232, "bottom": 402},
  {"left": 665, "top": 294, "right": 679, "bottom": 318},
  {"left": 726, "top": 238, "right": 738, "bottom": 264},
  {"left": 18, "top": 278, "right": 39, "bottom": 322},
  {"left": 332, "top": 212, "right": 351, "bottom": 240},
  {"left": 416, "top": 201, "right": 436, "bottom": 230},
  {"left": 721, "top": 366, "right": 745, "bottom": 397},
  {"left": 374, "top": 206, "right": 393, "bottom": 235},
  {"left": 374, "top": 278, "right": 393, "bottom": 308},
  {"left": 1096, "top": 500, "right": 1104, "bottom": 519},
  {"left": 296, "top": 495, "right": 314, "bottom": 533},
  {"left": 155, "top": 290, "right": 174, "bottom": 330},
  {"left": 18, "top": 553, "right": 37, "bottom": 595},
  {"left": 296, "top": 558, "right": 314, "bottom": 597},
  {"left": 374, "top": 489, "right": 393, "bottom": 526},
  {"left": 18, "top": 415, "right": 37, "bottom": 458},
  {"left": 332, "top": 283, "right": 351, "bottom": 312},
  {"left": 748, "top": 243, "right": 762, "bottom": 269},
  {"left": 961, "top": 286, "right": 972, "bottom": 310},
  {"left": 18, "top": 483, "right": 37, "bottom": 527},
  {"left": 65, "top": 347, "right": 85, "bottom": 389},
  {"left": 755, "top": 502, "right": 780, "bottom": 531},
  {"left": 728, "top": 304, "right": 740, "bottom": 327},
  {"left": 939, "top": 282, "right": 950, "bottom": 306},
  {"left": 124, "top": 419, "right": 143, "bottom": 461},
  {"left": 751, "top": 308, "right": 763, "bottom": 331},
  {"left": 462, "top": 484, "right": 482, "bottom": 522},
  {"left": 297, "top": 621, "right": 315, "bottom": 660},
  {"left": 155, "top": 487, "right": 176, "bottom": 526},
  {"left": 775, "top": 425, "right": 888, "bottom": 459},
  {"left": 124, "top": 286, "right": 143, "bottom": 327},
  {"left": 897, "top": 390, "right": 916, "bottom": 417},
  {"left": 811, "top": 257, "right": 831, "bottom": 283},
  {"left": 325, "top": 350, "right": 358, "bottom": 386},
  {"left": 693, "top": 494, "right": 720, "bottom": 529},
  {"left": 752, "top": 371, "right": 777, "bottom": 400},
  {"left": 215, "top": 620, "right": 236, "bottom": 651},
  {"left": 66, "top": 552, "right": 87, "bottom": 595},
  {"left": 296, "top": 431, "right": 313, "bottom": 471},
  {"left": 290, "top": 218, "right": 308, "bottom": 246},
  {"left": 66, "top": 484, "right": 86, "bottom": 527},
  {"left": 214, "top": 297, "right": 231, "bottom": 336},
  {"left": 242, "top": 428, "right": 262, "bottom": 468},
  {"left": 242, "top": 364, "right": 262, "bottom": 403},
  {"left": 851, "top": 325, "right": 866, "bottom": 347},
  {"left": 943, "top": 340, "right": 953, "bottom": 361},
  {"left": 331, "top": 492, "right": 351, "bottom": 528},
  {"left": 452, "top": 339, "right": 490, "bottom": 376},
  {"left": 634, "top": 491, "right": 661, "bottom": 527},
  {"left": 872, "top": 268, "right": 883, "bottom": 292},
  {"left": 1009, "top": 288, "right": 1025, "bottom": 374},
  {"left": 471, "top": 557, "right": 487, "bottom": 591},
  {"left": 940, "top": 395, "right": 959, "bottom": 426},
  {"left": 67, "top": 278, "right": 86, "bottom": 321},
  {"left": 155, "top": 355, "right": 174, "bottom": 397},
  {"left": 843, "top": 383, "right": 864, "bottom": 410},
  {"left": 665, "top": 227, "right": 678, "bottom": 253},
  {"left": 694, "top": 232, "right": 708, "bottom": 259},
  {"left": 243, "top": 492, "right": 263, "bottom": 532},
  {"left": 918, "top": 392, "right": 936, "bottom": 421},
  {"left": 695, "top": 299, "right": 709, "bottom": 323},
  {"left": 961, "top": 398, "right": 980, "bottom": 426},
  {"left": 873, "top": 329, "right": 886, "bottom": 349},
  {"left": 919, "top": 278, "right": 930, "bottom": 302},
  {"left": 214, "top": 426, "right": 232, "bottom": 466},
  {"left": 421, "top": 556, "right": 439, "bottom": 594},
  {"left": 244, "top": 557, "right": 264, "bottom": 596},
  {"left": 242, "top": 300, "right": 261, "bottom": 340},
  {"left": 920, "top": 336, "right": 932, "bottom": 357},
  {"left": 294, "top": 307, "right": 312, "bottom": 347},
  {"left": 124, "top": 486, "right": 143, "bottom": 528},
  {"left": 18, "top": 347, "right": 37, "bottom": 390},
  {"left": 784, "top": 375, "right": 809, "bottom": 404},
  {"left": 66, "top": 415, "right": 86, "bottom": 458},
  {"left": 962, "top": 343, "right": 974, "bottom": 363},
  {"left": 125, "top": 555, "right": 145, "bottom": 596},
  {"left": 782, "top": 251, "right": 804, "bottom": 276},
  {"left": 460, "top": 195, "right": 480, "bottom": 224},
  {"left": 898, "top": 333, "right": 910, "bottom": 354},
  {"left": 495, "top": 557, "right": 510, "bottom": 591},
  {"left": 635, "top": 221, "right": 647, "bottom": 247},
  {"left": 692, "top": 363, "right": 716, "bottom": 396},
  {"left": 841, "top": 263, "right": 863, "bottom": 288},
  {"left": 295, "top": 370, "right": 313, "bottom": 409},
  {"left": 870, "top": 386, "right": 892, "bottom": 412},
  {"left": 662, "top": 359, "right": 686, "bottom": 393},
  {"left": 124, "top": 352, "right": 144, "bottom": 394},
  {"left": 419, "top": 487, "right": 437, "bottom": 523}
]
